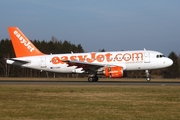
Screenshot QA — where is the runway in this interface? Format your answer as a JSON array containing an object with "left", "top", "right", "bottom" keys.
[{"left": 0, "top": 80, "right": 180, "bottom": 86}]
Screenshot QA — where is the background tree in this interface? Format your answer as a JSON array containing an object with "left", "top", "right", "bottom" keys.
[
  {"left": 164, "top": 52, "right": 179, "bottom": 78},
  {"left": 0, "top": 38, "right": 178, "bottom": 78},
  {"left": 0, "top": 38, "right": 84, "bottom": 77},
  {"left": 99, "top": 49, "right": 105, "bottom": 52},
  {"left": 178, "top": 54, "right": 180, "bottom": 76},
  {"left": 0, "top": 39, "right": 15, "bottom": 77}
]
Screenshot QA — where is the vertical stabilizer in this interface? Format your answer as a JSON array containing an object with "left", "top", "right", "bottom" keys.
[{"left": 8, "top": 27, "right": 44, "bottom": 57}]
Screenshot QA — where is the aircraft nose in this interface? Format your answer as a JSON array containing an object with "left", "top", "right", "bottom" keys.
[{"left": 167, "top": 58, "right": 173, "bottom": 67}]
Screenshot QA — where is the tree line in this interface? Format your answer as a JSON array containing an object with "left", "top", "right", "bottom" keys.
[
  {"left": 0, "top": 38, "right": 84, "bottom": 77},
  {"left": 0, "top": 38, "right": 179, "bottom": 78}
]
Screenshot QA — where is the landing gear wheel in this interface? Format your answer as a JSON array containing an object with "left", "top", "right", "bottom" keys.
[
  {"left": 145, "top": 70, "right": 151, "bottom": 82},
  {"left": 88, "top": 77, "right": 94, "bottom": 82},
  {"left": 146, "top": 77, "right": 151, "bottom": 82},
  {"left": 88, "top": 76, "right": 99, "bottom": 82},
  {"left": 94, "top": 76, "right": 99, "bottom": 82}
]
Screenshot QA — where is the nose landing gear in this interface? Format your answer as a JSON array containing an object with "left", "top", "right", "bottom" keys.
[{"left": 145, "top": 70, "right": 151, "bottom": 82}]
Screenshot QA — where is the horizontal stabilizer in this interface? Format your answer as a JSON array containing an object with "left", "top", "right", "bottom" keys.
[{"left": 7, "top": 58, "right": 30, "bottom": 64}]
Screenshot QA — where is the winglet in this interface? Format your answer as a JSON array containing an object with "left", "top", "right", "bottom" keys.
[{"left": 8, "top": 27, "right": 44, "bottom": 57}]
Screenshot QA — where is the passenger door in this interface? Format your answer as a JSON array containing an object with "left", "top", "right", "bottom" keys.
[{"left": 144, "top": 52, "right": 150, "bottom": 63}]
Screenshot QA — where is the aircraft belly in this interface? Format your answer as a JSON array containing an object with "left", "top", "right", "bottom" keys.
[
  {"left": 126, "top": 64, "right": 138, "bottom": 70},
  {"left": 48, "top": 65, "right": 76, "bottom": 73},
  {"left": 126, "top": 63, "right": 152, "bottom": 70},
  {"left": 150, "top": 60, "right": 166, "bottom": 69}
]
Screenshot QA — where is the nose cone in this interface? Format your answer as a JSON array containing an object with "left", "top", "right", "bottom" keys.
[{"left": 166, "top": 58, "right": 173, "bottom": 67}]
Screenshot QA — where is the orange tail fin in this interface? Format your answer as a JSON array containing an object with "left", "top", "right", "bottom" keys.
[{"left": 8, "top": 27, "right": 44, "bottom": 57}]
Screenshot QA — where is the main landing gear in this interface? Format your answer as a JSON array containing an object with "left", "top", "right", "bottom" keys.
[
  {"left": 87, "top": 71, "right": 151, "bottom": 82},
  {"left": 88, "top": 74, "right": 99, "bottom": 82},
  {"left": 145, "top": 70, "right": 151, "bottom": 82}
]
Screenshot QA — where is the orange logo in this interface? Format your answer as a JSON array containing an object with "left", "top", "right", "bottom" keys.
[
  {"left": 51, "top": 52, "right": 143, "bottom": 64},
  {"left": 14, "top": 30, "right": 35, "bottom": 52}
]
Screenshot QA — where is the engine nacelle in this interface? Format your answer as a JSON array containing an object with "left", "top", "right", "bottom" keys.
[{"left": 104, "top": 66, "right": 123, "bottom": 78}]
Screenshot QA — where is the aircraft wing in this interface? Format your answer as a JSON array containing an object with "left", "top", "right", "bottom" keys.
[
  {"left": 63, "top": 60, "right": 112, "bottom": 71},
  {"left": 63, "top": 60, "right": 127, "bottom": 72}
]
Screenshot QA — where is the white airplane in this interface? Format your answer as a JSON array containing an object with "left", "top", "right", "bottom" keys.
[{"left": 6, "top": 26, "right": 173, "bottom": 82}]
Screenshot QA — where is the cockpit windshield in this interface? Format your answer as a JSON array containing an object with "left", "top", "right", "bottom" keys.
[{"left": 156, "top": 54, "right": 165, "bottom": 58}]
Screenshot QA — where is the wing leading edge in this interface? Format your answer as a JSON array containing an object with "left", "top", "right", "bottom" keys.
[
  {"left": 63, "top": 60, "right": 123, "bottom": 71},
  {"left": 63, "top": 60, "right": 104, "bottom": 71}
]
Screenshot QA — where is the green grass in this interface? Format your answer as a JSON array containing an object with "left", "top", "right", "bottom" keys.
[{"left": 0, "top": 85, "right": 180, "bottom": 120}]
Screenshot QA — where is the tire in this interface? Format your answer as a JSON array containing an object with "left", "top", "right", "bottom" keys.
[
  {"left": 88, "top": 77, "right": 94, "bottom": 82},
  {"left": 94, "top": 76, "right": 99, "bottom": 82},
  {"left": 88, "top": 76, "right": 99, "bottom": 82},
  {"left": 146, "top": 77, "right": 151, "bottom": 82}
]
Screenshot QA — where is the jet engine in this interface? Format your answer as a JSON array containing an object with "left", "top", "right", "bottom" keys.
[{"left": 104, "top": 66, "right": 123, "bottom": 78}]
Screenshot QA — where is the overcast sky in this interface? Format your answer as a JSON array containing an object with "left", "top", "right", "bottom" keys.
[{"left": 0, "top": 0, "right": 180, "bottom": 56}]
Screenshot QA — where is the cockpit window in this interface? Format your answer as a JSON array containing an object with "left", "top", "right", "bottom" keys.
[{"left": 156, "top": 54, "right": 165, "bottom": 58}]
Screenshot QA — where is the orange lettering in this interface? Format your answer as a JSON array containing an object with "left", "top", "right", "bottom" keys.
[
  {"left": 115, "top": 53, "right": 122, "bottom": 61},
  {"left": 96, "top": 54, "right": 104, "bottom": 62},
  {"left": 61, "top": 56, "right": 68, "bottom": 61},
  {"left": 132, "top": 53, "right": 143, "bottom": 61},
  {"left": 51, "top": 56, "right": 63, "bottom": 64},
  {"left": 70, "top": 56, "right": 77, "bottom": 61},
  {"left": 51, "top": 52, "right": 144, "bottom": 64},
  {"left": 86, "top": 53, "right": 96, "bottom": 62},
  {"left": 123, "top": 53, "right": 131, "bottom": 61},
  {"left": 78, "top": 55, "right": 87, "bottom": 62},
  {"left": 105, "top": 53, "right": 112, "bottom": 62}
]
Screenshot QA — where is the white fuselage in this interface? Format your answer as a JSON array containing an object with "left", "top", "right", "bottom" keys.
[{"left": 7, "top": 50, "right": 173, "bottom": 73}]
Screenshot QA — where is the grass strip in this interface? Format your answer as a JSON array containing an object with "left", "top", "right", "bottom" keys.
[{"left": 0, "top": 85, "right": 180, "bottom": 120}]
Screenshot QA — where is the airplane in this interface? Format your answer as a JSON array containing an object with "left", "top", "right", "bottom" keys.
[{"left": 6, "top": 26, "right": 173, "bottom": 82}]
